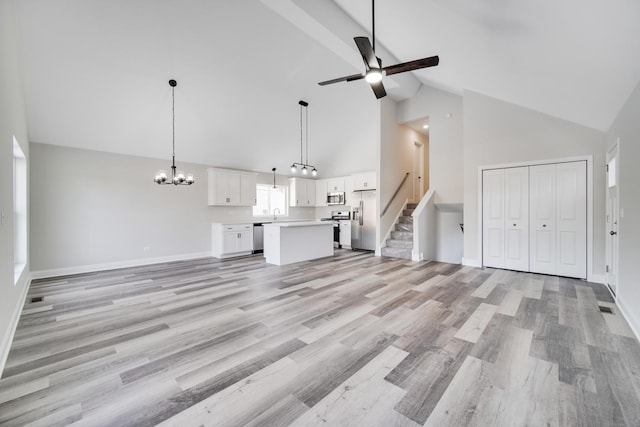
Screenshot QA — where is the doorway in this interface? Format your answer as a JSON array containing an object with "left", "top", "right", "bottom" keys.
[{"left": 606, "top": 142, "right": 619, "bottom": 296}]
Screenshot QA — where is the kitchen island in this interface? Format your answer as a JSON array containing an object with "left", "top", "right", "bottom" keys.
[{"left": 263, "top": 221, "right": 333, "bottom": 266}]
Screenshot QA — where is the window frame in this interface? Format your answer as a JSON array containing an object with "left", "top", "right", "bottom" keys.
[{"left": 253, "top": 183, "right": 289, "bottom": 218}]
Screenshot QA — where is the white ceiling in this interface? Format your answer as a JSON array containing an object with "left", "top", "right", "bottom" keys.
[{"left": 14, "top": 0, "right": 640, "bottom": 176}]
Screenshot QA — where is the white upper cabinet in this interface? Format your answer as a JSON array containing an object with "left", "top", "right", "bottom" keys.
[
  {"left": 289, "top": 177, "right": 316, "bottom": 207},
  {"left": 352, "top": 171, "right": 376, "bottom": 191},
  {"left": 207, "top": 168, "right": 257, "bottom": 206},
  {"left": 316, "top": 179, "right": 328, "bottom": 206},
  {"left": 327, "top": 177, "right": 345, "bottom": 193},
  {"left": 240, "top": 173, "right": 257, "bottom": 206}
]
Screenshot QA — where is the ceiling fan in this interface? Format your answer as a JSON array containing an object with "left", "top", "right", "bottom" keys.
[{"left": 318, "top": 0, "right": 439, "bottom": 99}]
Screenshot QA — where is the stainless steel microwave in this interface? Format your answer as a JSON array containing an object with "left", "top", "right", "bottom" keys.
[{"left": 327, "top": 192, "right": 346, "bottom": 205}]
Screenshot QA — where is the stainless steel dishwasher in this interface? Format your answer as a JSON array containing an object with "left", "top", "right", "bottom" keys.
[{"left": 252, "top": 223, "right": 267, "bottom": 253}]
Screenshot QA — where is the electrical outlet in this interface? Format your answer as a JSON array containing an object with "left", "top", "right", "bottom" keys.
[
  {"left": 143, "top": 246, "right": 150, "bottom": 252},
  {"left": 0, "top": 211, "right": 5, "bottom": 225}
]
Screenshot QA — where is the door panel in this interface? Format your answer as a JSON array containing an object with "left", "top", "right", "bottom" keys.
[
  {"left": 504, "top": 167, "right": 529, "bottom": 271},
  {"left": 483, "top": 169, "right": 505, "bottom": 268},
  {"left": 530, "top": 164, "right": 556, "bottom": 275},
  {"left": 556, "top": 162, "right": 586, "bottom": 278}
]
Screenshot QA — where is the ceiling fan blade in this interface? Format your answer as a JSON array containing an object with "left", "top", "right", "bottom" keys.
[
  {"left": 354, "top": 36, "right": 379, "bottom": 70},
  {"left": 370, "top": 80, "right": 386, "bottom": 99},
  {"left": 383, "top": 56, "right": 440, "bottom": 76},
  {"left": 318, "top": 73, "right": 365, "bottom": 86}
]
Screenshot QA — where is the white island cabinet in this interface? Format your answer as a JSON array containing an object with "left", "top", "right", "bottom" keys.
[
  {"left": 263, "top": 221, "right": 333, "bottom": 265},
  {"left": 212, "top": 223, "right": 253, "bottom": 258}
]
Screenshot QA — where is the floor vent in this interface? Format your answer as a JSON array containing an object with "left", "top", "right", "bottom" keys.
[
  {"left": 598, "top": 305, "right": 614, "bottom": 314},
  {"left": 30, "top": 296, "right": 43, "bottom": 303}
]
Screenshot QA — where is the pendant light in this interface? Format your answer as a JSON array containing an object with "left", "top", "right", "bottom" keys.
[
  {"left": 154, "top": 79, "right": 195, "bottom": 185},
  {"left": 272, "top": 167, "right": 277, "bottom": 188},
  {"left": 290, "top": 100, "right": 318, "bottom": 177}
]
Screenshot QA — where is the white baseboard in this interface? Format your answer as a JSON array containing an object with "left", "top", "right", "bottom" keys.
[
  {"left": 462, "top": 258, "right": 481, "bottom": 268},
  {"left": 30, "top": 251, "right": 212, "bottom": 280},
  {"left": 616, "top": 297, "right": 640, "bottom": 342},
  {"left": 0, "top": 271, "right": 32, "bottom": 377}
]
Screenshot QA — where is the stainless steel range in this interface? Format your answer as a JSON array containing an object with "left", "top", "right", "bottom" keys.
[{"left": 320, "top": 210, "right": 350, "bottom": 248}]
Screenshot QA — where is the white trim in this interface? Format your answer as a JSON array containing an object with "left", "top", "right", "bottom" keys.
[
  {"left": 0, "top": 272, "right": 31, "bottom": 377},
  {"left": 477, "top": 155, "right": 594, "bottom": 280},
  {"left": 30, "top": 251, "right": 212, "bottom": 280},
  {"left": 616, "top": 297, "right": 640, "bottom": 342},
  {"left": 462, "top": 258, "right": 482, "bottom": 267}
]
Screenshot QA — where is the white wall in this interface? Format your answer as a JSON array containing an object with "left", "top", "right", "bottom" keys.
[
  {"left": 606, "top": 81, "right": 640, "bottom": 337},
  {"left": 436, "top": 208, "right": 464, "bottom": 264},
  {"left": 29, "top": 144, "right": 319, "bottom": 276},
  {"left": 397, "top": 85, "right": 463, "bottom": 204},
  {"left": 0, "top": 0, "right": 31, "bottom": 375},
  {"left": 462, "top": 90, "right": 607, "bottom": 276}
]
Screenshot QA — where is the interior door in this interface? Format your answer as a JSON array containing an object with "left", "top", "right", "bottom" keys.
[
  {"left": 530, "top": 164, "right": 557, "bottom": 275},
  {"left": 606, "top": 145, "right": 619, "bottom": 295},
  {"left": 482, "top": 169, "right": 505, "bottom": 268},
  {"left": 504, "top": 167, "right": 529, "bottom": 271},
  {"left": 413, "top": 141, "right": 424, "bottom": 203},
  {"left": 555, "top": 161, "right": 587, "bottom": 278}
]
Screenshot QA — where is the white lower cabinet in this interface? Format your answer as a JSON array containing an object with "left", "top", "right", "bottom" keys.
[
  {"left": 339, "top": 220, "right": 351, "bottom": 247},
  {"left": 212, "top": 223, "right": 253, "bottom": 258}
]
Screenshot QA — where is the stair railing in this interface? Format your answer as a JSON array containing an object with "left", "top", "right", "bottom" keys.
[{"left": 380, "top": 172, "right": 410, "bottom": 218}]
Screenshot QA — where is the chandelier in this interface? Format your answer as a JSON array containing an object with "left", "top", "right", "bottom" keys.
[
  {"left": 290, "top": 100, "right": 318, "bottom": 176},
  {"left": 154, "top": 79, "right": 195, "bottom": 185}
]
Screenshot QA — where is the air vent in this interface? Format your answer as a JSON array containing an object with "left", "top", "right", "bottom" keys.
[
  {"left": 598, "top": 305, "right": 613, "bottom": 314},
  {"left": 30, "top": 296, "right": 43, "bottom": 303}
]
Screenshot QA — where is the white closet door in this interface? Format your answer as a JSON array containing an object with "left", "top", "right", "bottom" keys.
[
  {"left": 504, "top": 167, "right": 529, "bottom": 271},
  {"left": 556, "top": 162, "right": 587, "bottom": 278},
  {"left": 482, "top": 169, "right": 505, "bottom": 268},
  {"left": 530, "top": 164, "right": 557, "bottom": 275}
]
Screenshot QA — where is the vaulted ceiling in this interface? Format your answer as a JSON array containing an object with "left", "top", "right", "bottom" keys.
[{"left": 14, "top": 0, "right": 640, "bottom": 177}]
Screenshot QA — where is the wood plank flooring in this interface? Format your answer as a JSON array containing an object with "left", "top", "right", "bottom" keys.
[{"left": 1, "top": 250, "right": 639, "bottom": 426}]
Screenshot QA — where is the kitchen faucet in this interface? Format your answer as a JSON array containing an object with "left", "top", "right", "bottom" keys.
[{"left": 273, "top": 208, "right": 281, "bottom": 221}]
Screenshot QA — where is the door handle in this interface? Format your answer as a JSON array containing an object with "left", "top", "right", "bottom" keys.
[{"left": 610, "top": 231, "right": 617, "bottom": 236}]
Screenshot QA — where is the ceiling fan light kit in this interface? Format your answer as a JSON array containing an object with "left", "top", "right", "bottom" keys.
[
  {"left": 154, "top": 79, "right": 195, "bottom": 186},
  {"left": 318, "top": 0, "right": 439, "bottom": 99},
  {"left": 290, "top": 100, "right": 318, "bottom": 177}
]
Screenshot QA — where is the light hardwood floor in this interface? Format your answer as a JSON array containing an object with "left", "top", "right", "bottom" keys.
[{"left": 1, "top": 250, "right": 639, "bottom": 426}]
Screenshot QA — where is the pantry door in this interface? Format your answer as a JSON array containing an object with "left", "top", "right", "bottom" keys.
[
  {"left": 504, "top": 167, "right": 529, "bottom": 271},
  {"left": 530, "top": 164, "right": 557, "bottom": 275},
  {"left": 482, "top": 169, "right": 505, "bottom": 269},
  {"left": 555, "top": 161, "right": 587, "bottom": 278}
]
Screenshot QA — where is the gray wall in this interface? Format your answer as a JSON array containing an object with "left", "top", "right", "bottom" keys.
[
  {"left": 607, "top": 81, "right": 640, "bottom": 335},
  {"left": 397, "top": 85, "right": 464, "bottom": 204},
  {"left": 462, "top": 90, "right": 606, "bottom": 278},
  {"left": 0, "top": 0, "right": 31, "bottom": 373},
  {"left": 29, "top": 143, "right": 317, "bottom": 275}
]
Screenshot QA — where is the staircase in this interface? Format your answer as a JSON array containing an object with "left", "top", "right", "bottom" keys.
[{"left": 381, "top": 203, "right": 417, "bottom": 260}]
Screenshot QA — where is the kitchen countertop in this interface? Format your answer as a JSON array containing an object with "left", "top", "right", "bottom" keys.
[
  {"left": 263, "top": 220, "right": 330, "bottom": 228},
  {"left": 211, "top": 219, "right": 319, "bottom": 225}
]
